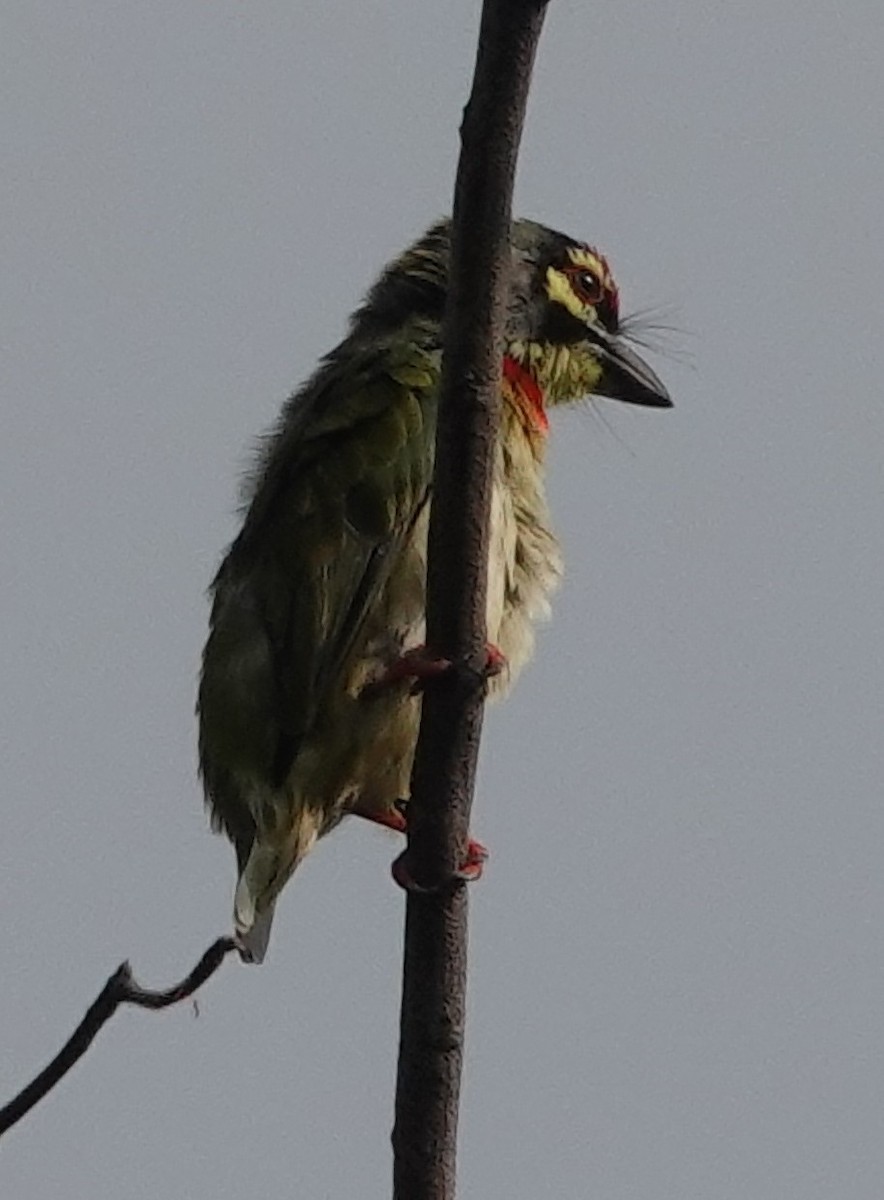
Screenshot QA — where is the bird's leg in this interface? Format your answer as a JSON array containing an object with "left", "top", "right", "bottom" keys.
[
  {"left": 353, "top": 804, "right": 407, "bottom": 835},
  {"left": 366, "top": 643, "right": 506, "bottom": 695},
  {"left": 352, "top": 801, "right": 489, "bottom": 891},
  {"left": 374, "top": 646, "right": 452, "bottom": 689}
]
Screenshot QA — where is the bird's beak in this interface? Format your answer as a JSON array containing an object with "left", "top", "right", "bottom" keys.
[{"left": 585, "top": 324, "right": 673, "bottom": 408}]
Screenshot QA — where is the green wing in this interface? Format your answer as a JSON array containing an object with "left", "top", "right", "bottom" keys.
[{"left": 198, "top": 330, "right": 438, "bottom": 851}]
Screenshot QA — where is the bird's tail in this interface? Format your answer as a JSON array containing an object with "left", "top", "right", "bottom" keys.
[
  {"left": 233, "top": 811, "right": 321, "bottom": 964},
  {"left": 234, "top": 893, "right": 276, "bottom": 964}
]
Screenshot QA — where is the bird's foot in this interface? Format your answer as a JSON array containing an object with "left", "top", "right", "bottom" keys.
[
  {"left": 391, "top": 837, "right": 489, "bottom": 893},
  {"left": 367, "top": 643, "right": 506, "bottom": 696},
  {"left": 352, "top": 803, "right": 489, "bottom": 892},
  {"left": 375, "top": 646, "right": 452, "bottom": 690},
  {"left": 483, "top": 644, "right": 507, "bottom": 678}
]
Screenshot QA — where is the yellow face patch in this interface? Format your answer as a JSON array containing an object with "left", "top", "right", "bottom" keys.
[
  {"left": 506, "top": 337, "right": 606, "bottom": 406},
  {"left": 545, "top": 264, "right": 587, "bottom": 320}
]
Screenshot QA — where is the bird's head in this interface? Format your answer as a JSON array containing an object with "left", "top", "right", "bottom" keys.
[
  {"left": 506, "top": 220, "right": 672, "bottom": 411},
  {"left": 353, "top": 217, "right": 671, "bottom": 414}
]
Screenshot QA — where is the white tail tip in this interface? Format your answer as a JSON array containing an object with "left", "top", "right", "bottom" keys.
[{"left": 234, "top": 874, "right": 275, "bottom": 965}]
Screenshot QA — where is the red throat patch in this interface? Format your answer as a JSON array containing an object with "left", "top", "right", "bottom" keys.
[{"left": 502, "top": 355, "right": 549, "bottom": 434}]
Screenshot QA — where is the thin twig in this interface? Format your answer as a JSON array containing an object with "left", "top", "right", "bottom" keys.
[
  {"left": 391, "top": 3, "right": 550, "bottom": 1198},
  {"left": 0, "top": 935, "right": 238, "bottom": 1139}
]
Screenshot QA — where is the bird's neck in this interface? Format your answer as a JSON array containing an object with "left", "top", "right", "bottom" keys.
[
  {"left": 502, "top": 353, "right": 549, "bottom": 439},
  {"left": 506, "top": 339, "right": 603, "bottom": 410}
]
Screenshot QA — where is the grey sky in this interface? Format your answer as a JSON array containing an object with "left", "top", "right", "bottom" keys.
[{"left": 3, "top": 0, "right": 883, "bottom": 1196}]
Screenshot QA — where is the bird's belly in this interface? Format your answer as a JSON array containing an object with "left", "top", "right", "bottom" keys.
[
  {"left": 485, "top": 456, "right": 563, "bottom": 698},
  {"left": 289, "top": 455, "right": 562, "bottom": 819}
]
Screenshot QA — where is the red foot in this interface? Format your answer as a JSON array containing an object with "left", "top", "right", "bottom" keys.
[
  {"left": 484, "top": 643, "right": 507, "bottom": 678},
  {"left": 354, "top": 806, "right": 407, "bottom": 835},
  {"left": 354, "top": 807, "right": 488, "bottom": 889},
  {"left": 374, "top": 646, "right": 452, "bottom": 691},
  {"left": 368, "top": 643, "right": 506, "bottom": 696},
  {"left": 391, "top": 837, "right": 489, "bottom": 893}
]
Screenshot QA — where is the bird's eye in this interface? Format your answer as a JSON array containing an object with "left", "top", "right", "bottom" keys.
[{"left": 574, "top": 270, "right": 603, "bottom": 304}]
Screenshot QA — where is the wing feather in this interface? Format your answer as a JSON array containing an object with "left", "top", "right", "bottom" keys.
[{"left": 198, "top": 330, "right": 438, "bottom": 843}]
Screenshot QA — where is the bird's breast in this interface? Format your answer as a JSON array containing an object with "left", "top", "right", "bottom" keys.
[{"left": 486, "top": 409, "right": 563, "bottom": 694}]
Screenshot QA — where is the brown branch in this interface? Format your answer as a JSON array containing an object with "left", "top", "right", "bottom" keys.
[
  {"left": 391, "top": 3, "right": 550, "bottom": 1198},
  {"left": 0, "top": 935, "right": 238, "bottom": 1139}
]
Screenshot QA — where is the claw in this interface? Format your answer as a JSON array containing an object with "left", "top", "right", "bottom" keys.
[
  {"left": 457, "top": 836, "right": 490, "bottom": 881},
  {"left": 484, "top": 643, "right": 506, "bottom": 678},
  {"left": 391, "top": 837, "right": 489, "bottom": 893}
]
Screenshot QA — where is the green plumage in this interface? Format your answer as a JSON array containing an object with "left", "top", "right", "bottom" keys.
[{"left": 198, "top": 220, "right": 671, "bottom": 961}]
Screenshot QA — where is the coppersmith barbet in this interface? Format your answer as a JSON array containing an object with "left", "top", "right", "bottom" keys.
[{"left": 198, "top": 219, "right": 671, "bottom": 962}]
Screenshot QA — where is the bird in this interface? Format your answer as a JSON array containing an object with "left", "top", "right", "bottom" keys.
[{"left": 198, "top": 218, "right": 671, "bottom": 962}]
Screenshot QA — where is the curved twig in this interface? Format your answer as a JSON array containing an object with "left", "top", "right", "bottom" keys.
[{"left": 0, "top": 935, "right": 238, "bottom": 1139}]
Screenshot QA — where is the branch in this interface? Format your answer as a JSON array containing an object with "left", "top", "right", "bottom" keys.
[
  {"left": 392, "top": 3, "right": 550, "bottom": 1198},
  {"left": 0, "top": 935, "right": 238, "bottom": 1139}
]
